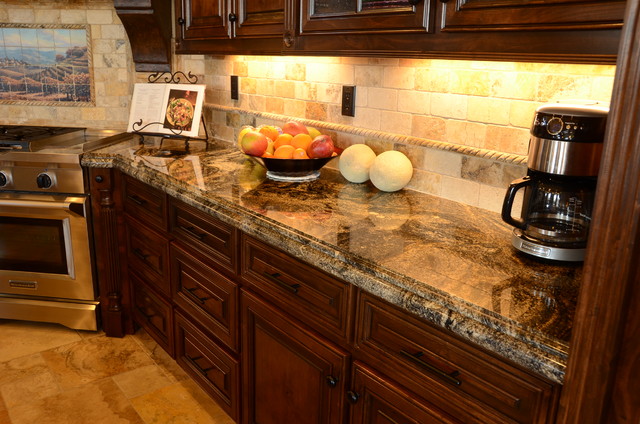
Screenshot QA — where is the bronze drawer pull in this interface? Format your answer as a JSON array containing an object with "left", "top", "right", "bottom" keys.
[
  {"left": 262, "top": 271, "right": 300, "bottom": 294},
  {"left": 179, "top": 225, "right": 206, "bottom": 240},
  {"left": 186, "top": 355, "right": 214, "bottom": 375},
  {"left": 132, "top": 248, "right": 149, "bottom": 261},
  {"left": 185, "top": 286, "right": 211, "bottom": 304},
  {"left": 400, "top": 350, "right": 462, "bottom": 386},
  {"left": 127, "top": 194, "right": 146, "bottom": 205}
]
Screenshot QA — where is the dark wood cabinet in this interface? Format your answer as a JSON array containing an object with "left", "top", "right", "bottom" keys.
[
  {"left": 440, "top": 0, "right": 626, "bottom": 32},
  {"left": 175, "top": 0, "right": 286, "bottom": 54},
  {"left": 299, "top": 0, "right": 432, "bottom": 37},
  {"left": 171, "top": 243, "right": 240, "bottom": 353},
  {"left": 240, "top": 233, "right": 354, "bottom": 345},
  {"left": 175, "top": 311, "right": 241, "bottom": 421},
  {"left": 131, "top": 271, "right": 174, "bottom": 355},
  {"left": 173, "top": 0, "right": 624, "bottom": 62},
  {"left": 241, "top": 289, "right": 349, "bottom": 424},
  {"left": 354, "top": 291, "right": 559, "bottom": 424},
  {"left": 348, "top": 362, "right": 460, "bottom": 424},
  {"left": 90, "top": 170, "right": 562, "bottom": 423}
]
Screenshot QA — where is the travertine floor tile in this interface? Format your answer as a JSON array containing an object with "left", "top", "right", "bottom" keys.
[
  {"left": 131, "top": 330, "right": 190, "bottom": 383},
  {"left": 41, "top": 334, "right": 154, "bottom": 390},
  {"left": 112, "top": 364, "right": 173, "bottom": 399},
  {"left": 7, "top": 378, "right": 144, "bottom": 424},
  {"left": 0, "top": 320, "right": 81, "bottom": 363},
  {"left": 130, "top": 380, "right": 234, "bottom": 424}
]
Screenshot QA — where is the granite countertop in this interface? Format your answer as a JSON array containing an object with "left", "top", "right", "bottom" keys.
[{"left": 82, "top": 135, "right": 582, "bottom": 384}]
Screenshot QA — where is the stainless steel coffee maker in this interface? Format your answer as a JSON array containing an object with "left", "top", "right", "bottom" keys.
[{"left": 501, "top": 102, "right": 608, "bottom": 261}]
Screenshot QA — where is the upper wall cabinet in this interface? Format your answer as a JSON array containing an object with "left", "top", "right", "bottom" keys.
[
  {"left": 441, "top": 0, "right": 626, "bottom": 32},
  {"left": 175, "top": 0, "right": 286, "bottom": 54},
  {"left": 299, "top": 0, "right": 432, "bottom": 35},
  {"left": 172, "top": 0, "right": 626, "bottom": 63}
]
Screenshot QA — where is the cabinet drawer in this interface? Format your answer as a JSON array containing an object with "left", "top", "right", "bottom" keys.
[
  {"left": 169, "top": 199, "right": 237, "bottom": 276},
  {"left": 240, "top": 234, "right": 353, "bottom": 343},
  {"left": 125, "top": 218, "right": 170, "bottom": 295},
  {"left": 131, "top": 272, "right": 174, "bottom": 356},
  {"left": 355, "top": 292, "right": 558, "bottom": 424},
  {"left": 174, "top": 312, "right": 240, "bottom": 422},
  {"left": 349, "top": 362, "right": 460, "bottom": 424},
  {"left": 171, "top": 244, "right": 239, "bottom": 352},
  {"left": 122, "top": 175, "right": 167, "bottom": 231}
]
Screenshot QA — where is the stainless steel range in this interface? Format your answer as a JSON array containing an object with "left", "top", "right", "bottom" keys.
[{"left": 0, "top": 125, "right": 127, "bottom": 330}]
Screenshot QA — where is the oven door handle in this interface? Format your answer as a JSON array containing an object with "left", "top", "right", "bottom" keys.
[{"left": 0, "top": 198, "right": 85, "bottom": 216}]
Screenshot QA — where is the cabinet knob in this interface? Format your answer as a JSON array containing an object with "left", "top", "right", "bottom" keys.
[
  {"left": 94, "top": 175, "right": 104, "bottom": 183},
  {"left": 229, "top": 13, "right": 237, "bottom": 22},
  {"left": 283, "top": 31, "right": 294, "bottom": 48},
  {"left": 346, "top": 390, "right": 360, "bottom": 404},
  {"left": 325, "top": 375, "right": 338, "bottom": 388},
  {"left": 178, "top": 17, "right": 185, "bottom": 25}
]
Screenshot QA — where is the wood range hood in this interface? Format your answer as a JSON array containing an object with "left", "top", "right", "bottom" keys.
[{"left": 114, "top": 0, "right": 172, "bottom": 72}]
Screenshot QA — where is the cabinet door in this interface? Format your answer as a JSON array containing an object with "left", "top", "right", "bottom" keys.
[
  {"left": 242, "top": 290, "right": 349, "bottom": 424},
  {"left": 301, "top": 0, "right": 432, "bottom": 35},
  {"left": 348, "top": 362, "right": 460, "bottom": 424},
  {"left": 441, "top": 0, "right": 626, "bottom": 32},
  {"left": 235, "top": 0, "right": 286, "bottom": 38},
  {"left": 176, "top": 0, "right": 232, "bottom": 40}
]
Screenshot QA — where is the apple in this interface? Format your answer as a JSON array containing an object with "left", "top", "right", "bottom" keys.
[
  {"left": 308, "top": 134, "right": 335, "bottom": 158},
  {"left": 282, "top": 121, "right": 309, "bottom": 137},
  {"left": 240, "top": 130, "right": 269, "bottom": 156}
]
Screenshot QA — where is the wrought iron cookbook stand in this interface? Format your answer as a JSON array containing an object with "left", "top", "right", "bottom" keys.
[{"left": 130, "top": 71, "right": 208, "bottom": 155}]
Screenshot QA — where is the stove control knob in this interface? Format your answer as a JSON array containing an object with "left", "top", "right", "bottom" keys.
[
  {"left": 0, "top": 172, "right": 7, "bottom": 187},
  {"left": 36, "top": 173, "right": 53, "bottom": 189}
]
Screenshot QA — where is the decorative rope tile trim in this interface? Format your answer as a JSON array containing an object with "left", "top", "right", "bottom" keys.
[{"left": 206, "top": 104, "right": 528, "bottom": 166}]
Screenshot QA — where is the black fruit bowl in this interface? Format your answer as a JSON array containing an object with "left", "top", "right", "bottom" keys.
[{"left": 246, "top": 154, "right": 338, "bottom": 182}]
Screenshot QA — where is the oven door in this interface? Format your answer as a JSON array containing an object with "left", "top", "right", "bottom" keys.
[{"left": 0, "top": 193, "right": 95, "bottom": 301}]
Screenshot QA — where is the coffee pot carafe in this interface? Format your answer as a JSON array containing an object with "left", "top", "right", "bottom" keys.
[{"left": 502, "top": 102, "right": 608, "bottom": 262}]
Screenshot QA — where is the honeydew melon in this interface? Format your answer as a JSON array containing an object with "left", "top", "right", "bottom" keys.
[
  {"left": 338, "top": 144, "right": 377, "bottom": 183},
  {"left": 369, "top": 150, "right": 413, "bottom": 192}
]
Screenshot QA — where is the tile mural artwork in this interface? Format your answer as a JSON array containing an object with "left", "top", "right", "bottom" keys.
[{"left": 0, "top": 25, "right": 92, "bottom": 104}]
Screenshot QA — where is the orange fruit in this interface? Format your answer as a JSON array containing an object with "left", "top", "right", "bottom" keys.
[
  {"left": 292, "top": 147, "right": 309, "bottom": 159},
  {"left": 262, "top": 151, "right": 273, "bottom": 158},
  {"left": 259, "top": 125, "right": 280, "bottom": 141},
  {"left": 273, "top": 144, "right": 295, "bottom": 159},
  {"left": 273, "top": 133, "right": 293, "bottom": 150},
  {"left": 291, "top": 133, "right": 313, "bottom": 152}
]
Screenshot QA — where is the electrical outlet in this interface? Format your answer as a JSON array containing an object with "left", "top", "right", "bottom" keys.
[
  {"left": 342, "top": 85, "right": 356, "bottom": 117},
  {"left": 230, "top": 75, "right": 239, "bottom": 100}
]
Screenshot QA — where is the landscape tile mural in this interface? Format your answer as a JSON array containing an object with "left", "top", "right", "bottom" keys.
[{"left": 0, "top": 24, "right": 93, "bottom": 105}]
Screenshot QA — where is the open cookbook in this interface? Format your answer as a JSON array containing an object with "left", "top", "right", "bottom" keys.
[{"left": 127, "top": 83, "right": 206, "bottom": 138}]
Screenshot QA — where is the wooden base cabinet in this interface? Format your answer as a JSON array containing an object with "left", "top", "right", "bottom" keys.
[
  {"left": 175, "top": 312, "right": 241, "bottom": 421},
  {"left": 348, "top": 362, "right": 460, "bottom": 424},
  {"left": 241, "top": 289, "right": 349, "bottom": 424},
  {"left": 91, "top": 172, "right": 561, "bottom": 424}
]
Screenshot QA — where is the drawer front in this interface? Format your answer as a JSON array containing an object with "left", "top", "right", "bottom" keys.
[
  {"left": 168, "top": 199, "right": 237, "bottom": 276},
  {"left": 125, "top": 218, "right": 170, "bottom": 295},
  {"left": 122, "top": 175, "right": 167, "bottom": 230},
  {"left": 240, "top": 234, "right": 352, "bottom": 343},
  {"left": 349, "top": 362, "right": 461, "bottom": 424},
  {"left": 171, "top": 244, "right": 239, "bottom": 352},
  {"left": 174, "top": 312, "right": 240, "bottom": 422},
  {"left": 131, "top": 272, "right": 174, "bottom": 356},
  {"left": 355, "top": 292, "right": 557, "bottom": 424}
]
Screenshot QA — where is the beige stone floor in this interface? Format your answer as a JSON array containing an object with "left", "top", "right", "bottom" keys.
[{"left": 0, "top": 319, "right": 235, "bottom": 424}]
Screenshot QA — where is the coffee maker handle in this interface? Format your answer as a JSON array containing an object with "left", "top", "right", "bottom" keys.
[{"left": 501, "top": 176, "right": 531, "bottom": 229}]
